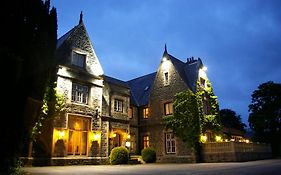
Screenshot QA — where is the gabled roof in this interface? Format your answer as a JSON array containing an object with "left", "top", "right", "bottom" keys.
[
  {"left": 126, "top": 49, "right": 203, "bottom": 107},
  {"left": 56, "top": 27, "right": 76, "bottom": 49},
  {"left": 55, "top": 16, "right": 104, "bottom": 77},
  {"left": 127, "top": 72, "right": 156, "bottom": 106},
  {"left": 183, "top": 59, "right": 202, "bottom": 92},
  {"left": 57, "top": 12, "right": 84, "bottom": 49},
  {"left": 168, "top": 53, "right": 202, "bottom": 92}
]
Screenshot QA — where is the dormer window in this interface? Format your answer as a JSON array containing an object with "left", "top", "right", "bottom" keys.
[
  {"left": 164, "top": 72, "right": 169, "bottom": 86},
  {"left": 72, "top": 51, "right": 86, "bottom": 68}
]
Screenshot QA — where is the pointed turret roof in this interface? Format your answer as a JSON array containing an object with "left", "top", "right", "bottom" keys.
[{"left": 56, "top": 13, "right": 104, "bottom": 76}]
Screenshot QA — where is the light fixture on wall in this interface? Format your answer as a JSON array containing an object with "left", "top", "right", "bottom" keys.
[{"left": 125, "top": 141, "right": 131, "bottom": 148}]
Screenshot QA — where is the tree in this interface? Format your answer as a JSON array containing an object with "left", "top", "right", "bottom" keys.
[
  {"left": 164, "top": 90, "right": 201, "bottom": 161},
  {"left": 220, "top": 109, "right": 246, "bottom": 133},
  {"left": 248, "top": 81, "right": 281, "bottom": 156},
  {"left": 1, "top": 0, "right": 57, "bottom": 173}
]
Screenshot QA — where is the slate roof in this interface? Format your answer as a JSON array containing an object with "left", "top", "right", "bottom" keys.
[
  {"left": 56, "top": 18, "right": 203, "bottom": 107},
  {"left": 127, "top": 72, "right": 157, "bottom": 106},
  {"left": 126, "top": 50, "right": 203, "bottom": 107},
  {"left": 103, "top": 75, "right": 129, "bottom": 88},
  {"left": 168, "top": 53, "right": 202, "bottom": 92},
  {"left": 56, "top": 26, "right": 76, "bottom": 49}
]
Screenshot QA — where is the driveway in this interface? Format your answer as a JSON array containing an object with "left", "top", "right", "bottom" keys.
[{"left": 22, "top": 159, "right": 281, "bottom": 175}]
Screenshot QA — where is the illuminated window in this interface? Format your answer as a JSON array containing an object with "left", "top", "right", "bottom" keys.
[
  {"left": 143, "top": 135, "right": 150, "bottom": 149},
  {"left": 114, "top": 99, "right": 123, "bottom": 112},
  {"left": 166, "top": 133, "right": 176, "bottom": 154},
  {"left": 143, "top": 107, "right": 149, "bottom": 119},
  {"left": 164, "top": 72, "right": 169, "bottom": 86},
  {"left": 67, "top": 115, "right": 90, "bottom": 155},
  {"left": 71, "top": 82, "right": 88, "bottom": 104},
  {"left": 164, "top": 102, "right": 173, "bottom": 115},
  {"left": 72, "top": 51, "right": 86, "bottom": 68},
  {"left": 128, "top": 107, "right": 133, "bottom": 118}
]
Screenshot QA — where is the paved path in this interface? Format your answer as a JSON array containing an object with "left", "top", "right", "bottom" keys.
[{"left": 22, "top": 159, "right": 281, "bottom": 175}]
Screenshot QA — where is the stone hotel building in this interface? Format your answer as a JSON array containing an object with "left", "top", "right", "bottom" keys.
[{"left": 32, "top": 15, "right": 214, "bottom": 164}]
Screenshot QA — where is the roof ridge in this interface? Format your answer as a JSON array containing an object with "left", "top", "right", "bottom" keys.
[
  {"left": 103, "top": 75, "right": 129, "bottom": 88},
  {"left": 168, "top": 53, "right": 185, "bottom": 65},
  {"left": 127, "top": 72, "right": 156, "bottom": 83}
]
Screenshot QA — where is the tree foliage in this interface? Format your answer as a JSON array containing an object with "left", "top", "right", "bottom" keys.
[
  {"left": 220, "top": 108, "right": 246, "bottom": 133},
  {"left": 31, "top": 85, "right": 65, "bottom": 141},
  {"left": 1, "top": 0, "right": 57, "bottom": 173},
  {"left": 248, "top": 81, "right": 281, "bottom": 156}
]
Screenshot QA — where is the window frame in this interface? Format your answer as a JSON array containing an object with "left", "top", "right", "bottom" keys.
[
  {"left": 164, "top": 72, "right": 169, "bottom": 86},
  {"left": 202, "top": 93, "right": 211, "bottom": 115},
  {"left": 72, "top": 51, "right": 86, "bottom": 68},
  {"left": 128, "top": 107, "right": 133, "bottom": 119},
  {"left": 143, "top": 135, "right": 150, "bottom": 149},
  {"left": 164, "top": 102, "right": 173, "bottom": 116},
  {"left": 114, "top": 99, "right": 123, "bottom": 112},
  {"left": 200, "top": 77, "right": 206, "bottom": 88},
  {"left": 143, "top": 107, "right": 149, "bottom": 119},
  {"left": 165, "top": 133, "right": 176, "bottom": 154},
  {"left": 71, "top": 82, "right": 89, "bottom": 104}
]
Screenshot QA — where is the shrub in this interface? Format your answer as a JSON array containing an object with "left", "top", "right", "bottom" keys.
[
  {"left": 141, "top": 147, "right": 156, "bottom": 163},
  {"left": 109, "top": 146, "right": 129, "bottom": 165}
]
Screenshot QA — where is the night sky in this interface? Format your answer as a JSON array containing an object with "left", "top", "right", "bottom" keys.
[{"left": 51, "top": 0, "right": 281, "bottom": 127}]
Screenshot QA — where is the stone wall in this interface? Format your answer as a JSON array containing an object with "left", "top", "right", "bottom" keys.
[
  {"left": 142, "top": 55, "right": 195, "bottom": 162},
  {"left": 201, "top": 142, "right": 272, "bottom": 162},
  {"left": 100, "top": 121, "right": 109, "bottom": 157}
]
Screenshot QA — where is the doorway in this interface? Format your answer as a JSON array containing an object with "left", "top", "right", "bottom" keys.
[{"left": 67, "top": 115, "right": 90, "bottom": 156}]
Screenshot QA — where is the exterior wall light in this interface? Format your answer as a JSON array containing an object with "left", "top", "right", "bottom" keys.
[
  {"left": 93, "top": 133, "right": 101, "bottom": 141},
  {"left": 200, "top": 135, "right": 207, "bottom": 143},
  {"left": 109, "top": 132, "right": 116, "bottom": 138},
  {"left": 58, "top": 130, "right": 65, "bottom": 139},
  {"left": 215, "top": 135, "right": 222, "bottom": 142},
  {"left": 53, "top": 128, "right": 67, "bottom": 142},
  {"left": 202, "top": 66, "right": 207, "bottom": 71},
  {"left": 125, "top": 141, "right": 131, "bottom": 148}
]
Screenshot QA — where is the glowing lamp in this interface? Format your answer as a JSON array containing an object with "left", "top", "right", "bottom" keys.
[
  {"left": 93, "top": 133, "right": 100, "bottom": 141},
  {"left": 215, "top": 135, "right": 222, "bottom": 142},
  {"left": 110, "top": 132, "right": 116, "bottom": 138},
  {"left": 202, "top": 66, "right": 207, "bottom": 71},
  {"left": 58, "top": 130, "right": 65, "bottom": 139},
  {"left": 200, "top": 135, "right": 207, "bottom": 143},
  {"left": 125, "top": 141, "right": 131, "bottom": 147}
]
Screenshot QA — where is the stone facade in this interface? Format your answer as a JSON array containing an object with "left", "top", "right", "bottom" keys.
[{"left": 32, "top": 16, "right": 213, "bottom": 165}]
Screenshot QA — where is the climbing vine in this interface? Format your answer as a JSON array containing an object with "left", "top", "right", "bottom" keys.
[
  {"left": 31, "top": 82, "right": 65, "bottom": 141},
  {"left": 196, "top": 79, "right": 221, "bottom": 135},
  {"left": 164, "top": 90, "right": 200, "bottom": 149}
]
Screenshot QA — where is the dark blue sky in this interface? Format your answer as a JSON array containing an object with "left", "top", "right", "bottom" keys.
[{"left": 51, "top": 0, "right": 281, "bottom": 127}]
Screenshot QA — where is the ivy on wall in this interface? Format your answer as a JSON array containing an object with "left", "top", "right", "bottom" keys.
[
  {"left": 164, "top": 77, "right": 221, "bottom": 149},
  {"left": 196, "top": 79, "right": 221, "bottom": 135},
  {"left": 31, "top": 82, "right": 65, "bottom": 141}
]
